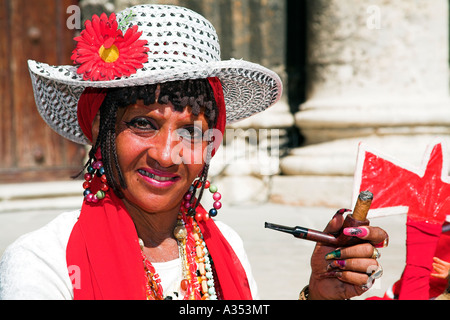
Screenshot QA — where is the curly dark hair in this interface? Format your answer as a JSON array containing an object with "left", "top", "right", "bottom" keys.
[{"left": 83, "top": 79, "right": 218, "bottom": 207}]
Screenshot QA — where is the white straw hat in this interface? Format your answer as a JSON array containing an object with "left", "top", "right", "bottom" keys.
[{"left": 28, "top": 4, "right": 283, "bottom": 145}]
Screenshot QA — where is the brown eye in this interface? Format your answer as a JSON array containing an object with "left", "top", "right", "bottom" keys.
[{"left": 125, "top": 117, "right": 157, "bottom": 131}]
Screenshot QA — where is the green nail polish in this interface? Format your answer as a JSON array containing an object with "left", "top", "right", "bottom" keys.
[{"left": 325, "top": 249, "right": 341, "bottom": 260}]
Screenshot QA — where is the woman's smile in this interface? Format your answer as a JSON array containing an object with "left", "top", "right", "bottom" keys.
[{"left": 137, "top": 167, "right": 181, "bottom": 187}]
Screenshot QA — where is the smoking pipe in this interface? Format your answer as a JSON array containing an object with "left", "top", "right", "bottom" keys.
[{"left": 265, "top": 191, "right": 373, "bottom": 247}]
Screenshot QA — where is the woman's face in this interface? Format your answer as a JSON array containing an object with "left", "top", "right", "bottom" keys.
[{"left": 114, "top": 99, "right": 209, "bottom": 214}]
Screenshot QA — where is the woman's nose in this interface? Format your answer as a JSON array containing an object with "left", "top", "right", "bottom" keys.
[{"left": 149, "top": 128, "right": 181, "bottom": 167}]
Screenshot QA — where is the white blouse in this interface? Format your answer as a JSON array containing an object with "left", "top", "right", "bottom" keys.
[{"left": 0, "top": 210, "right": 258, "bottom": 300}]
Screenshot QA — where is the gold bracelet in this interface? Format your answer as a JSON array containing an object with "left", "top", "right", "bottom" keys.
[
  {"left": 298, "top": 285, "right": 309, "bottom": 300},
  {"left": 299, "top": 284, "right": 354, "bottom": 300}
]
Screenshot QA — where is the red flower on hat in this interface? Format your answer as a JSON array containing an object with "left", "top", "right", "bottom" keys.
[{"left": 71, "top": 13, "right": 149, "bottom": 81}]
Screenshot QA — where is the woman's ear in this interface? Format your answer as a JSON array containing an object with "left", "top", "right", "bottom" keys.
[{"left": 91, "top": 112, "right": 101, "bottom": 143}]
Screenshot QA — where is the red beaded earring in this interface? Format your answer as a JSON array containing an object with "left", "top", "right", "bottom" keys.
[
  {"left": 82, "top": 149, "right": 109, "bottom": 203},
  {"left": 182, "top": 179, "right": 222, "bottom": 221}
]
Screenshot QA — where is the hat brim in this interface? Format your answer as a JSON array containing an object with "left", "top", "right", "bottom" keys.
[{"left": 28, "top": 58, "right": 282, "bottom": 145}]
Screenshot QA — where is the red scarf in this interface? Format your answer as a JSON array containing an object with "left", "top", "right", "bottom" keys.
[{"left": 66, "top": 78, "right": 252, "bottom": 299}]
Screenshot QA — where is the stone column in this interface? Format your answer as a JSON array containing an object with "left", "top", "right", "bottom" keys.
[{"left": 276, "top": 0, "right": 450, "bottom": 207}]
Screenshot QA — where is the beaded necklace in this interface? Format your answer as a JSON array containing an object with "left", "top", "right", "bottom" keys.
[{"left": 140, "top": 210, "right": 217, "bottom": 300}]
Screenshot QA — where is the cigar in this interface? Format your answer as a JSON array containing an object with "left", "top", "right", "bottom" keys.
[
  {"left": 265, "top": 191, "right": 373, "bottom": 247},
  {"left": 351, "top": 190, "right": 373, "bottom": 221}
]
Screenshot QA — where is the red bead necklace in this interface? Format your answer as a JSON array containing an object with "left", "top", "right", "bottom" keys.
[{"left": 140, "top": 208, "right": 218, "bottom": 300}]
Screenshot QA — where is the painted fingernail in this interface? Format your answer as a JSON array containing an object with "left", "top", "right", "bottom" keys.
[
  {"left": 327, "top": 259, "right": 346, "bottom": 271},
  {"left": 374, "top": 237, "right": 389, "bottom": 248},
  {"left": 343, "top": 227, "right": 368, "bottom": 238},
  {"left": 335, "top": 208, "right": 351, "bottom": 215},
  {"left": 325, "top": 249, "right": 341, "bottom": 260}
]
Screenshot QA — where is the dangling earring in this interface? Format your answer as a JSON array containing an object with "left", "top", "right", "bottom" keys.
[
  {"left": 182, "top": 179, "right": 222, "bottom": 221},
  {"left": 204, "top": 180, "right": 222, "bottom": 218},
  {"left": 182, "top": 144, "right": 222, "bottom": 221},
  {"left": 82, "top": 149, "right": 109, "bottom": 203}
]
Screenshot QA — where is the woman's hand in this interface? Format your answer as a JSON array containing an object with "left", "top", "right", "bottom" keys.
[{"left": 308, "top": 210, "right": 389, "bottom": 300}]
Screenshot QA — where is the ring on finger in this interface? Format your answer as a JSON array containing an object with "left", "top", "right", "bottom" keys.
[{"left": 371, "top": 247, "right": 381, "bottom": 259}]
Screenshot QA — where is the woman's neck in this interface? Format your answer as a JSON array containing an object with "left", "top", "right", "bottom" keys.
[{"left": 122, "top": 199, "right": 181, "bottom": 262}]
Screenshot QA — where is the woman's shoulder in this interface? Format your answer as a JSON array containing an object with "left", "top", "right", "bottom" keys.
[
  {"left": 214, "top": 220, "right": 245, "bottom": 248},
  {"left": 0, "top": 210, "right": 80, "bottom": 299},
  {"left": 4, "top": 210, "right": 80, "bottom": 254}
]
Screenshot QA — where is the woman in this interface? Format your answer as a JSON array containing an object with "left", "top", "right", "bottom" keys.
[{"left": 0, "top": 4, "right": 388, "bottom": 300}]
